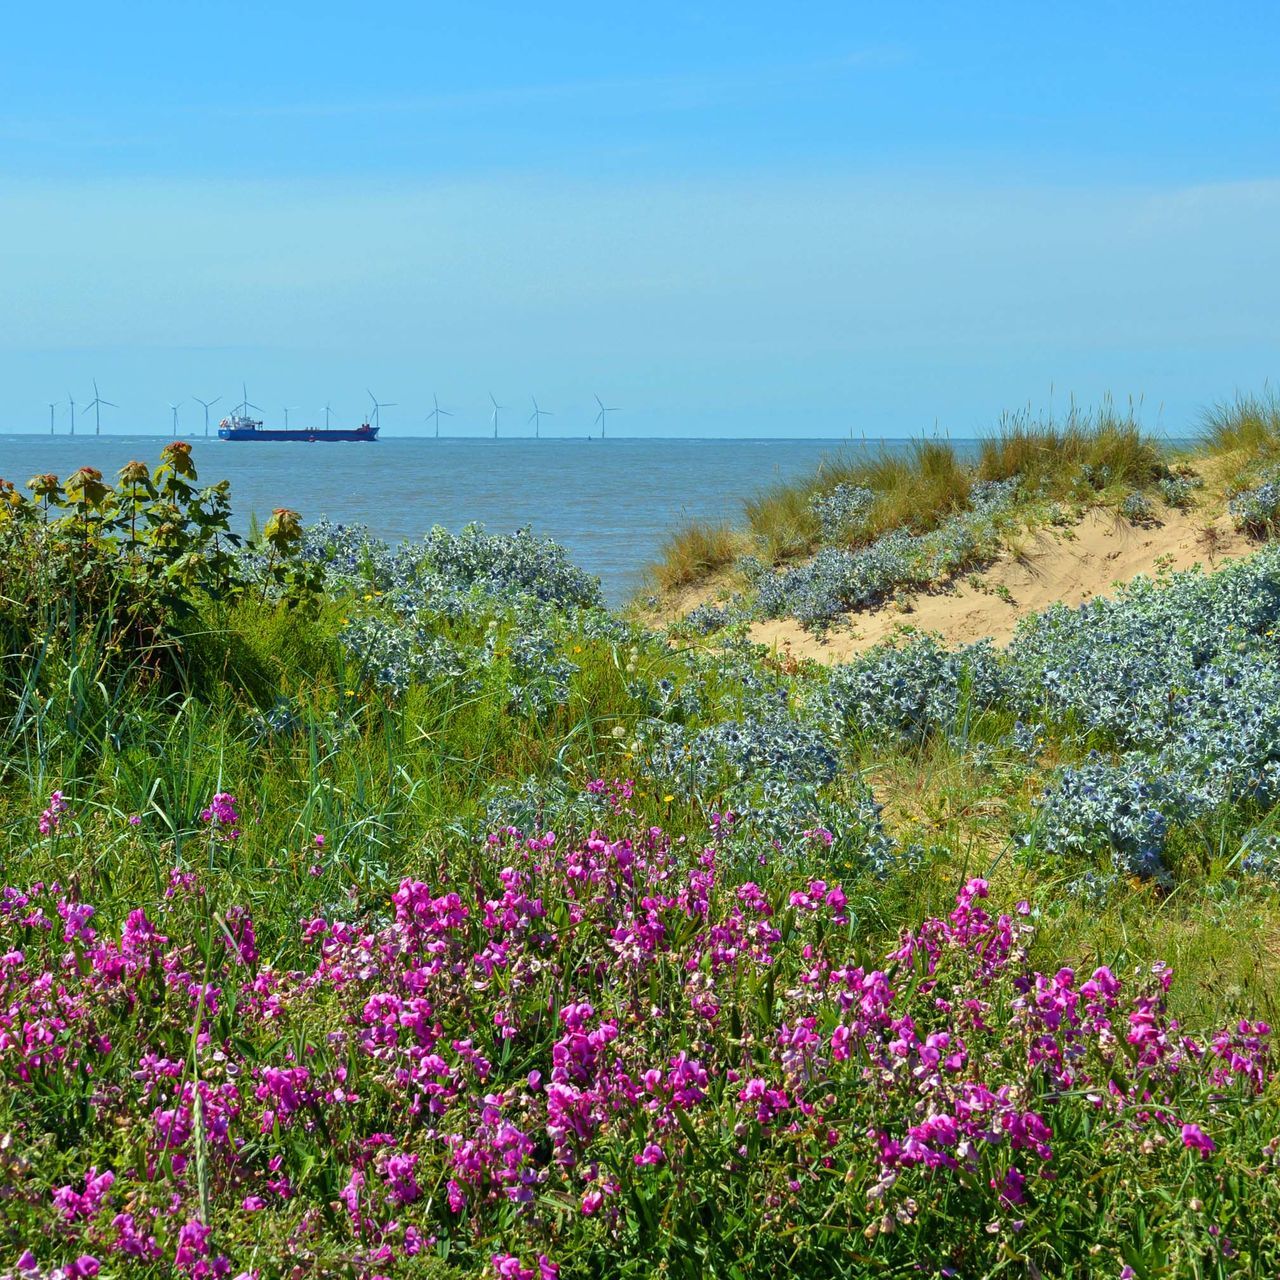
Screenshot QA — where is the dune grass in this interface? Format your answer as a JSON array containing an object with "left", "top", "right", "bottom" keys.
[
  {"left": 650, "top": 519, "right": 745, "bottom": 590},
  {"left": 977, "top": 405, "right": 1167, "bottom": 495},
  {"left": 1201, "top": 389, "right": 1280, "bottom": 459},
  {"left": 651, "top": 403, "right": 1175, "bottom": 592}
]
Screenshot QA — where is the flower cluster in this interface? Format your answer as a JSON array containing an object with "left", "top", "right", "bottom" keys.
[
  {"left": 38, "top": 790, "right": 69, "bottom": 836},
  {"left": 809, "top": 483, "right": 875, "bottom": 542},
  {"left": 199, "top": 791, "right": 241, "bottom": 841},
  {"left": 0, "top": 845, "right": 1272, "bottom": 1277}
]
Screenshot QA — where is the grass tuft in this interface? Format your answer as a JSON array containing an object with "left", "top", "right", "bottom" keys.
[
  {"left": 977, "top": 406, "right": 1165, "bottom": 495},
  {"left": 1200, "top": 389, "right": 1280, "bottom": 460},
  {"left": 650, "top": 520, "right": 745, "bottom": 590}
]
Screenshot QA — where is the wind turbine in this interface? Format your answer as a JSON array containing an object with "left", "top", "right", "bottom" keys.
[
  {"left": 322, "top": 402, "right": 335, "bottom": 428},
  {"left": 367, "top": 389, "right": 396, "bottom": 430},
  {"left": 235, "top": 383, "right": 261, "bottom": 420},
  {"left": 193, "top": 395, "right": 221, "bottom": 437},
  {"left": 48, "top": 402, "right": 56, "bottom": 435},
  {"left": 83, "top": 379, "right": 117, "bottom": 436},
  {"left": 427, "top": 394, "right": 452, "bottom": 439},
  {"left": 593, "top": 393, "right": 619, "bottom": 439},
  {"left": 67, "top": 392, "right": 75, "bottom": 436},
  {"left": 528, "top": 397, "right": 553, "bottom": 439},
  {"left": 489, "top": 392, "right": 504, "bottom": 439},
  {"left": 282, "top": 405, "right": 298, "bottom": 429},
  {"left": 168, "top": 402, "right": 181, "bottom": 436}
]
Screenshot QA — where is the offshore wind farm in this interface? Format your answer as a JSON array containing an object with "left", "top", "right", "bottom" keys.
[{"left": 20, "top": 386, "right": 627, "bottom": 439}]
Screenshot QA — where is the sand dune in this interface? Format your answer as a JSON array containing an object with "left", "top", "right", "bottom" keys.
[
  {"left": 747, "top": 506, "right": 1257, "bottom": 661},
  {"left": 651, "top": 493, "right": 1263, "bottom": 662}
]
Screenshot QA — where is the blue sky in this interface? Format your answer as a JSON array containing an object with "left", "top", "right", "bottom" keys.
[{"left": 1, "top": 1, "right": 1277, "bottom": 437}]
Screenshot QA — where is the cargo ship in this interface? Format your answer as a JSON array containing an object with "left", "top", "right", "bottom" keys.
[{"left": 217, "top": 413, "right": 379, "bottom": 442}]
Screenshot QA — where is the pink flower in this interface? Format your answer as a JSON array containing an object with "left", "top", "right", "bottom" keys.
[
  {"left": 199, "top": 792, "right": 241, "bottom": 841},
  {"left": 1181, "top": 1123, "right": 1216, "bottom": 1157},
  {"left": 581, "top": 1189, "right": 604, "bottom": 1215},
  {"left": 39, "top": 790, "right": 69, "bottom": 836},
  {"left": 491, "top": 1254, "right": 535, "bottom": 1280},
  {"left": 633, "top": 1143, "right": 665, "bottom": 1166}
]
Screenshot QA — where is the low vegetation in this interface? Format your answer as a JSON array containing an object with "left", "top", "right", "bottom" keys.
[
  {"left": 649, "top": 401, "right": 1225, "bottom": 633},
  {"left": 2, "top": 419, "right": 1280, "bottom": 1277}
]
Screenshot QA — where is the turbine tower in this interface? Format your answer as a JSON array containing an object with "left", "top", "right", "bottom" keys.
[
  {"left": 193, "top": 395, "right": 221, "bottom": 437},
  {"left": 235, "top": 383, "right": 261, "bottom": 421},
  {"left": 367, "top": 389, "right": 396, "bottom": 429},
  {"left": 427, "top": 394, "right": 452, "bottom": 439},
  {"left": 83, "top": 379, "right": 117, "bottom": 436},
  {"left": 528, "top": 397, "right": 553, "bottom": 439},
  {"left": 48, "top": 402, "right": 56, "bottom": 435},
  {"left": 168, "top": 403, "right": 181, "bottom": 436},
  {"left": 282, "top": 405, "right": 298, "bottom": 429},
  {"left": 67, "top": 392, "right": 75, "bottom": 437},
  {"left": 489, "top": 392, "right": 504, "bottom": 439},
  {"left": 322, "top": 402, "right": 335, "bottom": 428},
  {"left": 593, "top": 393, "right": 619, "bottom": 439}
]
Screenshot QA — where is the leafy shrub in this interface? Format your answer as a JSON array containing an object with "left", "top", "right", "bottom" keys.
[
  {"left": 1229, "top": 471, "right": 1280, "bottom": 537},
  {"left": 1030, "top": 752, "right": 1188, "bottom": 881},
  {"left": 816, "top": 634, "right": 1006, "bottom": 745},
  {"left": 1158, "top": 473, "right": 1198, "bottom": 508},
  {"left": 810, "top": 483, "right": 875, "bottom": 542},
  {"left": 1120, "top": 491, "right": 1156, "bottom": 523}
]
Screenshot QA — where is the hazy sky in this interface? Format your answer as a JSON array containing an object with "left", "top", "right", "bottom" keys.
[{"left": 2, "top": 1, "right": 1277, "bottom": 437}]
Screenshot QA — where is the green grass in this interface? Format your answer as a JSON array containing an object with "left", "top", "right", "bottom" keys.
[
  {"left": 977, "top": 404, "right": 1167, "bottom": 496},
  {"left": 1201, "top": 389, "right": 1280, "bottom": 459},
  {"left": 649, "top": 519, "right": 745, "bottom": 590}
]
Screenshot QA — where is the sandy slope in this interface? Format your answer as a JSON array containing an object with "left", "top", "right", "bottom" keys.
[
  {"left": 746, "top": 507, "right": 1257, "bottom": 662},
  {"left": 647, "top": 490, "right": 1262, "bottom": 662}
]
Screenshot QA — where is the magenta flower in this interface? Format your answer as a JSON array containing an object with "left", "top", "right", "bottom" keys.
[
  {"left": 38, "top": 790, "right": 69, "bottom": 836},
  {"left": 1181, "top": 1123, "right": 1216, "bottom": 1157},
  {"left": 199, "top": 791, "right": 241, "bottom": 842},
  {"left": 491, "top": 1254, "right": 535, "bottom": 1280}
]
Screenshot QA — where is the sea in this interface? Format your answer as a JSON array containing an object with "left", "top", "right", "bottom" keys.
[{"left": 1, "top": 434, "right": 969, "bottom": 605}]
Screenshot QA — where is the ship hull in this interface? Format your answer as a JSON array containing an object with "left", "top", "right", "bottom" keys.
[{"left": 217, "top": 427, "right": 379, "bottom": 442}]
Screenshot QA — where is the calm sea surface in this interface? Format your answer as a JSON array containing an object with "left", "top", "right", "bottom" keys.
[{"left": 0, "top": 436, "right": 979, "bottom": 604}]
